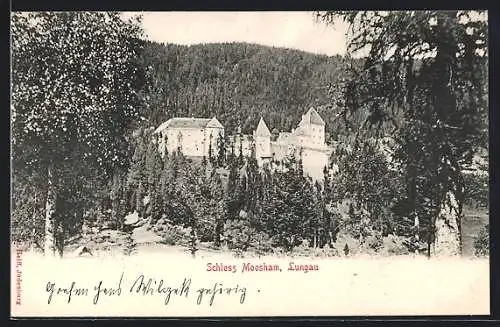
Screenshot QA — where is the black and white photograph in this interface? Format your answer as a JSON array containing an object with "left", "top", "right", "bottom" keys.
[{"left": 10, "top": 10, "right": 489, "bottom": 317}]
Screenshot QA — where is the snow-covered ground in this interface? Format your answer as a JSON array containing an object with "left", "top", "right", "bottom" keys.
[{"left": 11, "top": 247, "right": 489, "bottom": 317}]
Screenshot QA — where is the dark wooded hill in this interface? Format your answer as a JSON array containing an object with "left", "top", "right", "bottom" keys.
[{"left": 138, "top": 41, "right": 362, "bottom": 141}]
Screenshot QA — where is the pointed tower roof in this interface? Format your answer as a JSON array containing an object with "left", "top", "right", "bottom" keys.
[
  {"left": 255, "top": 117, "right": 271, "bottom": 137},
  {"left": 299, "top": 107, "right": 325, "bottom": 126}
]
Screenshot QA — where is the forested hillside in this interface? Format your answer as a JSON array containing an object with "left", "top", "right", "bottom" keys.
[{"left": 138, "top": 41, "right": 358, "bottom": 140}]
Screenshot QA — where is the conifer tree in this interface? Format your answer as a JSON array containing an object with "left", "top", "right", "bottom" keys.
[
  {"left": 216, "top": 133, "right": 226, "bottom": 167},
  {"left": 238, "top": 138, "right": 244, "bottom": 167},
  {"left": 110, "top": 169, "right": 127, "bottom": 230},
  {"left": 144, "top": 138, "right": 164, "bottom": 222},
  {"left": 228, "top": 138, "right": 236, "bottom": 167},
  {"left": 263, "top": 154, "right": 318, "bottom": 250},
  {"left": 208, "top": 134, "right": 214, "bottom": 165}
]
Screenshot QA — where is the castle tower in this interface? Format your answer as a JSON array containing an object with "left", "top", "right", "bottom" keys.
[
  {"left": 296, "top": 107, "right": 326, "bottom": 148},
  {"left": 293, "top": 108, "right": 329, "bottom": 181},
  {"left": 253, "top": 117, "right": 272, "bottom": 166}
]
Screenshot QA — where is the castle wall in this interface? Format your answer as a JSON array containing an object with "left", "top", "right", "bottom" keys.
[
  {"left": 271, "top": 142, "right": 294, "bottom": 162},
  {"left": 255, "top": 135, "right": 271, "bottom": 159},
  {"left": 156, "top": 109, "right": 330, "bottom": 181},
  {"left": 163, "top": 128, "right": 206, "bottom": 157},
  {"left": 160, "top": 127, "right": 223, "bottom": 158},
  {"left": 301, "top": 148, "right": 329, "bottom": 181},
  {"left": 229, "top": 135, "right": 252, "bottom": 157}
]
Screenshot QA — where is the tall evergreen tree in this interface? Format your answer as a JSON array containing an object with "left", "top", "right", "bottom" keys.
[
  {"left": 216, "top": 133, "right": 226, "bottom": 167},
  {"left": 110, "top": 168, "right": 128, "bottom": 231}
]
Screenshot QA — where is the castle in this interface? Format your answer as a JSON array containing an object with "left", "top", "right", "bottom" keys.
[
  {"left": 154, "top": 117, "right": 224, "bottom": 158},
  {"left": 154, "top": 108, "right": 333, "bottom": 180}
]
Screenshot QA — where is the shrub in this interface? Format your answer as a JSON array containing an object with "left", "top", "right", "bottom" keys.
[
  {"left": 223, "top": 219, "right": 254, "bottom": 251},
  {"left": 290, "top": 242, "right": 339, "bottom": 258},
  {"left": 156, "top": 221, "right": 192, "bottom": 247},
  {"left": 292, "top": 240, "right": 314, "bottom": 257},
  {"left": 223, "top": 219, "right": 272, "bottom": 254},
  {"left": 252, "top": 231, "right": 274, "bottom": 255},
  {"left": 362, "top": 231, "right": 383, "bottom": 252},
  {"left": 322, "top": 243, "right": 340, "bottom": 257},
  {"left": 335, "top": 232, "right": 361, "bottom": 256},
  {"left": 474, "top": 224, "right": 489, "bottom": 257},
  {"left": 196, "top": 221, "right": 217, "bottom": 243},
  {"left": 381, "top": 234, "right": 410, "bottom": 256},
  {"left": 162, "top": 230, "right": 179, "bottom": 246}
]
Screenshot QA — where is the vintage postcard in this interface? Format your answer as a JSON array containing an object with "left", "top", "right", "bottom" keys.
[{"left": 10, "top": 11, "right": 489, "bottom": 317}]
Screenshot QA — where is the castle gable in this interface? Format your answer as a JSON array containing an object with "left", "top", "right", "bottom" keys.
[
  {"left": 206, "top": 117, "right": 224, "bottom": 129},
  {"left": 298, "top": 107, "right": 325, "bottom": 127}
]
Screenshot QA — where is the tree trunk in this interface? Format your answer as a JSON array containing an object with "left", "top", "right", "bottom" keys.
[
  {"left": 44, "top": 164, "right": 57, "bottom": 256},
  {"left": 214, "top": 218, "right": 223, "bottom": 247},
  {"left": 414, "top": 213, "right": 420, "bottom": 254},
  {"left": 431, "top": 190, "right": 461, "bottom": 256}
]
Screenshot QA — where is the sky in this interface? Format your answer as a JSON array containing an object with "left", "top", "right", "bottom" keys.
[{"left": 122, "top": 12, "right": 349, "bottom": 56}]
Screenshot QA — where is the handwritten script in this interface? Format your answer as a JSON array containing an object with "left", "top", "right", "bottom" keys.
[{"left": 45, "top": 272, "right": 248, "bottom": 306}]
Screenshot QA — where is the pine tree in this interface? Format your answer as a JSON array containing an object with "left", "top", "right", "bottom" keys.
[
  {"left": 202, "top": 154, "right": 207, "bottom": 169},
  {"left": 145, "top": 137, "right": 164, "bottom": 223},
  {"left": 228, "top": 138, "right": 236, "bottom": 167},
  {"left": 216, "top": 133, "right": 226, "bottom": 167},
  {"left": 188, "top": 229, "right": 198, "bottom": 258},
  {"left": 136, "top": 182, "right": 146, "bottom": 218},
  {"left": 238, "top": 138, "right": 244, "bottom": 167},
  {"left": 159, "top": 155, "right": 176, "bottom": 220},
  {"left": 208, "top": 169, "right": 225, "bottom": 241},
  {"left": 208, "top": 134, "right": 214, "bottom": 165},
  {"left": 110, "top": 169, "right": 127, "bottom": 231},
  {"left": 261, "top": 153, "right": 318, "bottom": 251},
  {"left": 225, "top": 160, "right": 244, "bottom": 220}
]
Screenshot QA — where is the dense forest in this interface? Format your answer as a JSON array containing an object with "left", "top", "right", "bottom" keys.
[
  {"left": 11, "top": 12, "right": 489, "bottom": 259},
  {"left": 138, "top": 41, "right": 363, "bottom": 141}
]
